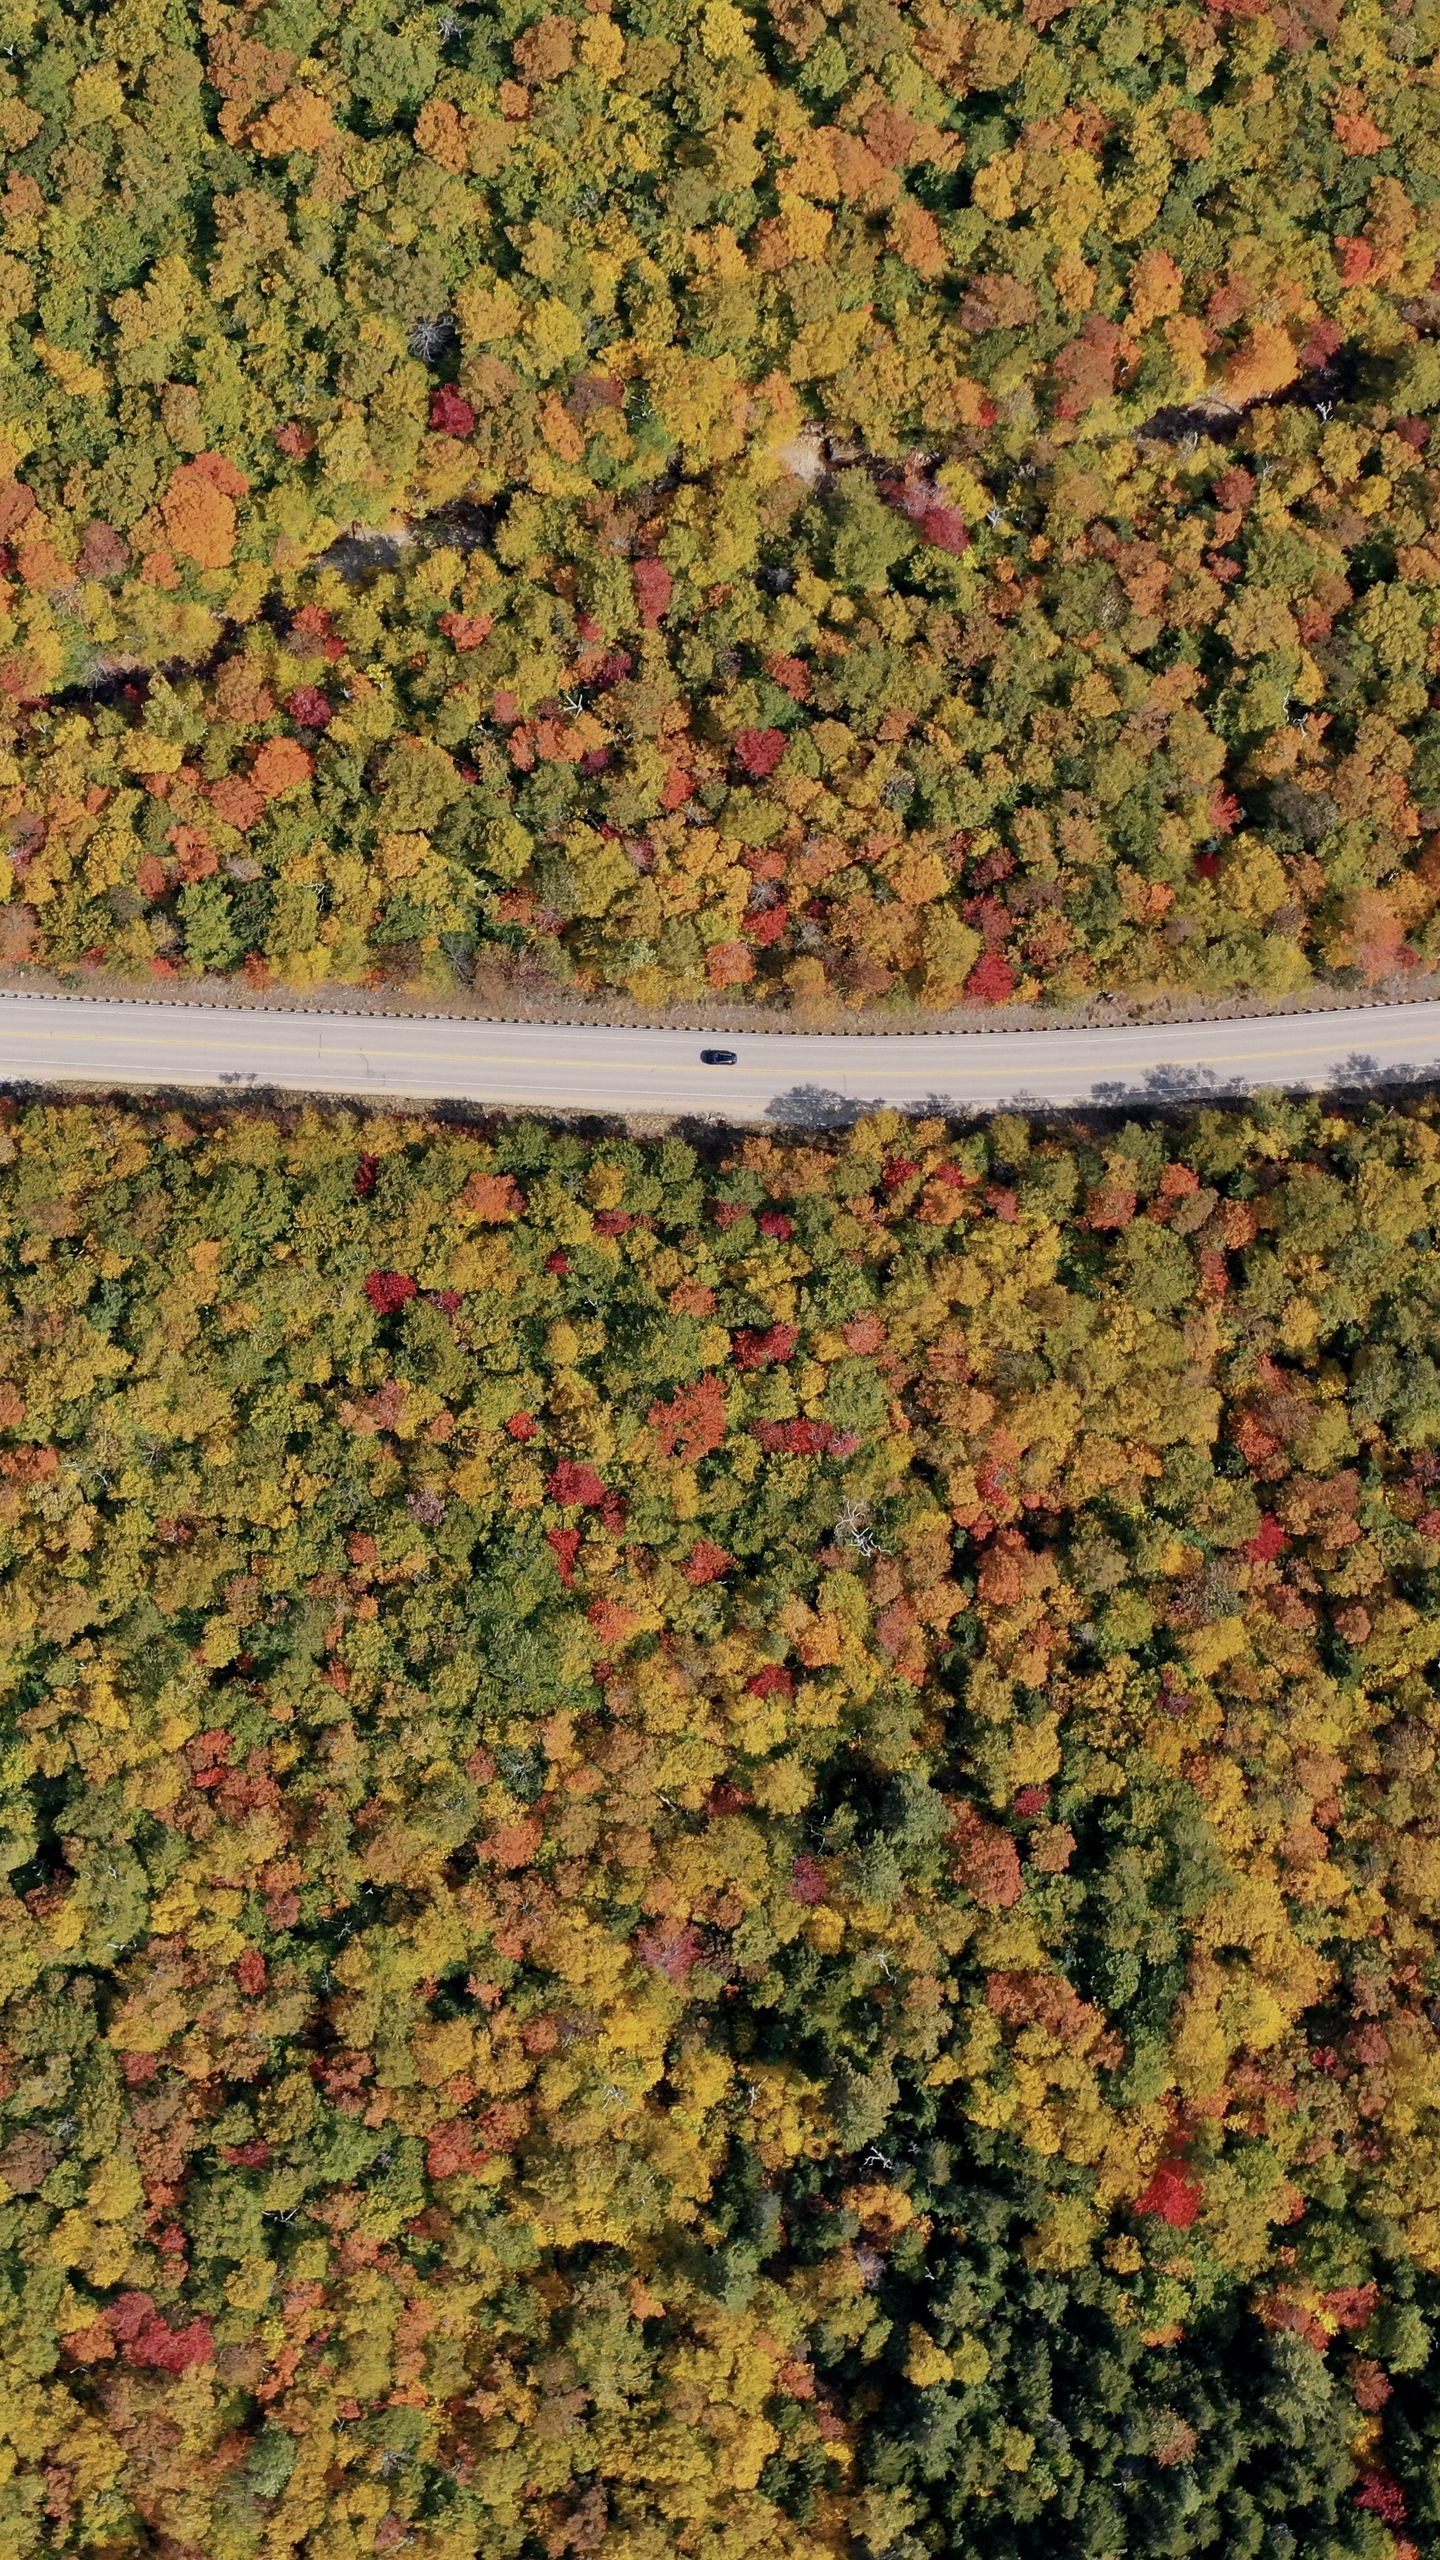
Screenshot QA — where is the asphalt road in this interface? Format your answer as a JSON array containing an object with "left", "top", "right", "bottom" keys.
[{"left": 0, "top": 988, "right": 1436, "bottom": 1123}]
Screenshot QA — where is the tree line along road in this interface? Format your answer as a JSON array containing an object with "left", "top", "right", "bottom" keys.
[{"left": 0, "top": 988, "right": 1437, "bottom": 1123}]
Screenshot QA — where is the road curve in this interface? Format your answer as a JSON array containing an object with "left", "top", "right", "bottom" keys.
[{"left": 0, "top": 988, "right": 1437, "bottom": 1122}]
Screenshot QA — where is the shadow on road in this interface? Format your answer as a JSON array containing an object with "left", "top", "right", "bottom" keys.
[
  {"left": 762, "top": 1072, "right": 1238, "bottom": 1126},
  {"left": 1089, "top": 1064, "right": 1230, "bottom": 1106},
  {"left": 764, "top": 1052, "right": 1440, "bottom": 1129},
  {"left": 1329, "top": 1051, "right": 1431, "bottom": 1094},
  {"left": 765, "top": 1084, "right": 884, "bottom": 1129}
]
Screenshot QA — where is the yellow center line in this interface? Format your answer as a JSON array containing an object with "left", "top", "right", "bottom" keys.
[{"left": 0, "top": 1016, "right": 1437, "bottom": 1099}]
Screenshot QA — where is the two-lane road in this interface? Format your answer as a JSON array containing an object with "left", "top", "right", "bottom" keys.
[{"left": 0, "top": 988, "right": 1437, "bottom": 1121}]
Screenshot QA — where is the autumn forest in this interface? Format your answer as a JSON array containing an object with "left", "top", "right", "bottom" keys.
[
  {"left": 0, "top": 0, "right": 1436, "bottom": 1008},
  {"left": 7, "top": 0, "right": 1440, "bottom": 2556},
  {"left": 6, "top": 1093, "right": 1440, "bottom": 2556}
]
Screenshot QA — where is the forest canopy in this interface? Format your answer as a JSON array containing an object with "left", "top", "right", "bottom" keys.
[
  {"left": 0, "top": 0, "right": 1438, "bottom": 1004},
  {"left": 5, "top": 1092, "right": 1440, "bottom": 2553}
]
